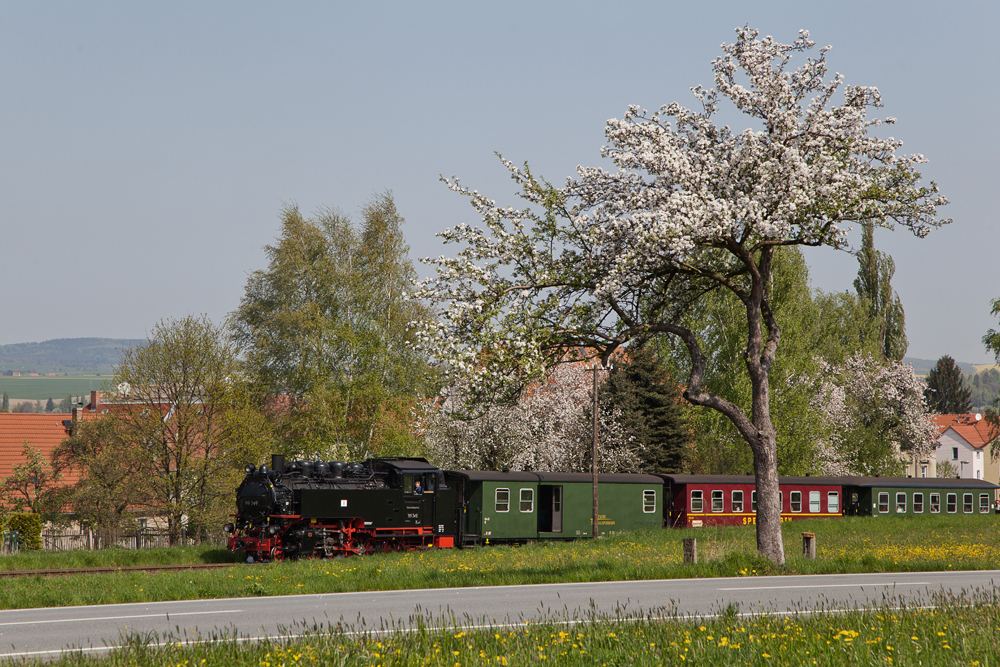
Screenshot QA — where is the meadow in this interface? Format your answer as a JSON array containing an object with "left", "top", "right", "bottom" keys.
[
  {"left": 19, "top": 588, "right": 1000, "bottom": 666},
  {"left": 0, "top": 375, "right": 107, "bottom": 402},
  {"left": 2, "top": 514, "right": 999, "bottom": 610}
]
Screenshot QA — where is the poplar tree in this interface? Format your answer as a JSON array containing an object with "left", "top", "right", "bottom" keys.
[{"left": 854, "top": 223, "right": 908, "bottom": 361}]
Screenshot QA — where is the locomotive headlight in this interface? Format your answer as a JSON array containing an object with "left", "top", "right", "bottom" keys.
[
  {"left": 245, "top": 464, "right": 256, "bottom": 475},
  {"left": 267, "top": 525, "right": 280, "bottom": 536},
  {"left": 224, "top": 523, "right": 235, "bottom": 534}
]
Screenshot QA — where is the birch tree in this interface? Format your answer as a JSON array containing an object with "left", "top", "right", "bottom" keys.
[{"left": 416, "top": 28, "right": 948, "bottom": 564}]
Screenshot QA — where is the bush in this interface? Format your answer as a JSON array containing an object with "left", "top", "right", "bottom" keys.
[{"left": 6, "top": 513, "right": 43, "bottom": 550}]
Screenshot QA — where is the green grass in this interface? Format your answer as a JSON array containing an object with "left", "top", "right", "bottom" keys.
[
  {"left": 0, "top": 545, "right": 238, "bottom": 571},
  {"left": 0, "top": 375, "right": 107, "bottom": 402},
  {"left": 19, "top": 588, "right": 1000, "bottom": 666},
  {"left": 2, "top": 514, "right": 1000, "bottom": 610}
]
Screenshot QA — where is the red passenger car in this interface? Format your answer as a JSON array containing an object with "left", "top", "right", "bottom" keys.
[{"left": 658, "top": 474, "right": 845, "bottom": 528}]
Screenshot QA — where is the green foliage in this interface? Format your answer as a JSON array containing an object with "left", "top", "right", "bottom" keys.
[
  {"left": 656, "top": 248, "right": 881, "bottom": 475},
  {"left": 0, "top": 443, "right": 65, "bottom": 521},
  {"left": 602, "top": 347, "right": 691, "bottom": 473},
  {"left": 966, "top": 368, "right": 1000, "bottom": 411},
  {"left": 925, "top": 355, "right": 972, "bottom": 414},
  {"left": 229, "top": 193, "right": 438, "bottom": 460},
  {"left": 1, "top": 391, "right": 7, "bottom": 412},
  {"left": 5, "top": 512, "right": 42, "bottom": 550},
  {"left": 109, "top": 316, "right": 274, "bottom": 543},
  {"left": 854, "top": 222, "right": 908, "bottom": 361}
]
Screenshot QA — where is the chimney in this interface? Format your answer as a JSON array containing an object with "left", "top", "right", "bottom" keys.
[{"left": 90, "top": 390, "right": 101, "bottom": 411}]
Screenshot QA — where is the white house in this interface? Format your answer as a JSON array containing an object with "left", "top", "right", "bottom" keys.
[{"left": 930, "top": 414, "right": 997, "bottom": 483}]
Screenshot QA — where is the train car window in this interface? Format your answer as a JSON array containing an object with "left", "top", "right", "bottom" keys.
[
  {"left": 495, "top": 488, "right": 510, "bottom": 513},
  {"left": 809, "top": 491, "right": 820, "bottom": 513},
  {"left": 946, "top": 493, "right": 957, "bottom": 513},
  {"left": 930, "top": 493, "right": 940, "bottom": 513},
  {"left": 790, "top": 491, "right": 802, "bottom": 513},
  {"left": 877, "top": 493, "right": 889, "bottom": 513},
  {"left": 827, "top": 492, "right": 839, "bottom": 514},
  {"left": 913, "top": 493, "right": 923, "bottom": 513},
  {"left": 711, "top": 490, "right": 724, "bottom": 512},
  {"left": 895, "top": 492, "right": 906, "bottom": 513},
  {"left": 520, "top": 488, "right": 534, "bottom": 513},
  {"left": 980, "top": 494, "right": 990, "bottom": 513},
  {"left": 751, "top": 491, "right": 756, "bottom": 512},
  {"left": 963, "top": 493, "right": 973, "bottom": 513},
  {"left": 691, "top": 490, "right": 703, "bottom": 512},
  {"left": 642, "top": 490, "right": 656, "bottom": 513},
  {"left": 732, "top": 490, "right": 744, "bottom": 513}
]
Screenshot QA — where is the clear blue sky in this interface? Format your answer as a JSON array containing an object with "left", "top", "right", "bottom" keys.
[{"left": 2, "top": 2, "right": 996, "bottom": 363}]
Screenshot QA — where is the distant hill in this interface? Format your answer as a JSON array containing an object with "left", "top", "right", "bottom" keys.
[
  {"left": 0, "top": 338, "right": 145, "bottom": 375},
  {"left": 903, "top": 356, "right": 981, "bottom": 377}
]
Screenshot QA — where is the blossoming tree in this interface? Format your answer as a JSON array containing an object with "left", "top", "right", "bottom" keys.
[{"left": 416, "top": 28, "right": 949, "bottom": 564}]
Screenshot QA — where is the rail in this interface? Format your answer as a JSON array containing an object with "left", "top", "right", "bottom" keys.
[{"left": 0, "top": 563, "right": 239, "bottom": 578}]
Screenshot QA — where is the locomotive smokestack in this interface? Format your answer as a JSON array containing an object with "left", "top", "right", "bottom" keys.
[{"left": 271, "top": 454, "right": 285, "bottom": 474}]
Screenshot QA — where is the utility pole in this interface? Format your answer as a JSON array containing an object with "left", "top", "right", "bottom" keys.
[{"left": 592, "top": 363, "right": 611, "bottom": 538}]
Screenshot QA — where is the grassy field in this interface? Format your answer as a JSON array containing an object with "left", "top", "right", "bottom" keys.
[
  {"left": 0, "top": 375, "right": 108, "bottom": 402},
  {"left": 21, "top": 588, "right": 1000, "bottom": 666},
  {"left": 2, "top": 514, "right": 1000, "bottom": 611}
]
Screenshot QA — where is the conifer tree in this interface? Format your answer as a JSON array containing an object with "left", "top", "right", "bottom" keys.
[
  {"left": 925, "top": 355, "right": 972, "bottom": 413},
  {"left": 602, "top": 347, "right": 691, "bottom": 473}
]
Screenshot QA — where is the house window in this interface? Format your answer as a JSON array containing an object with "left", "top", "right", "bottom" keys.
[
  {"left": 711, "top": 490, "right": 724, "bottom": 512},
  {"left": 946, "top": 493, "right": 957, "bottom": 513},
  {"left": 976, "top": 450, "right": 981, "bottom": 459},
  {"left": 878, "top": 492, "right": 889, "bottom": 513},
  {"left": 913, "top": 493, "right": 924, "bottom": 513},
  {"left": 691, "top": 490, "right": 703, "bottom": 513},
  {"left": 495, "top": 488, "right": 510, "bottom": 513},
  {"left": 642, "top": 490, "right": 656, "bottom": 513},
  {"left": 790, "top": 491, "right": 802, "bottom": 513},
  {"left": 953, "top": 447, "right": 959, "bottom": 460},
  {"left": 930, "top": 493, "right": 941, "bottom": 513},
  {"left": 520, "top": 488, "right": 534, "bottom": 513},
  {"left": 980, "top": 494, "right": 990, "bottom": 514},
  {"left": 827, "top": 492, "right": 839, "bottom": 514},
  {"left": 896, "top": 492, "right": 906, "bottom": 513},
  {"left": 920, "top": 464, "right": 927, "bottom": 478},
  {"left": 732, "top": 490, "right": 744, "bottom": 513},
  {"left": 963, "top": 493, "right": 973, "bottom": 513},
  {"left": 809, "top": 491, "right": 820, "bottom": 513}
]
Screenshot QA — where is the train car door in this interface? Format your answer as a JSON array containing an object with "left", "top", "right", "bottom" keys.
[{"left": 538, "top": 485, "right": 563, "bottom": 533}]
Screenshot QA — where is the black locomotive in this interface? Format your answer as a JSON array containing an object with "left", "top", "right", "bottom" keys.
[{"left": 225, "top": 454, "right": 457, "bottom": 561}]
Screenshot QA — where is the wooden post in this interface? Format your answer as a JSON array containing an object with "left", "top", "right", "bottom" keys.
[
  {"left": 802, "top": 532, "right": 816, "bottom": 559},
  {"left": 683, "top": 537, "right": 698, "bottom": 564}
]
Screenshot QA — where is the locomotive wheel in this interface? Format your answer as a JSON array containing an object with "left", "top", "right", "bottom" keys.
[{"left": 270, "top": 547, "right": 285, "bottom": 562}]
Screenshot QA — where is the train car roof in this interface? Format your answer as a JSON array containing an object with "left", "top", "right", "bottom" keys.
[
  {"left": 367, "top": 458, "right": 439, "bottom": 472},
  {"left": 655, "top": 474, "right": 1000, "bottom": 490},
  {"left": 445, "top": 470, "right": 663, "bottom": 484}
]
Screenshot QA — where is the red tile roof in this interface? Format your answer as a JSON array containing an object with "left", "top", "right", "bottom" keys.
[
  {"left": 931, "top": 413, "right": 997, "bottom": 449},
  {"left": 0, "top": 413, "right": 79, "bottom": 487}
]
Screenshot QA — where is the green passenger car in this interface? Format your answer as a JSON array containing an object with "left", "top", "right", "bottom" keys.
[
  {"left": 444, "top": 470, "right": 663, "bottom": 545},
  {"left": 842, "top": 477, "right": 999, "bottom": 517}
]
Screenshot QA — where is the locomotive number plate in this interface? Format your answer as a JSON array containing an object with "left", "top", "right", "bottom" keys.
[{"left": 341, "top": 499, "right": 348, "bottom": 507}]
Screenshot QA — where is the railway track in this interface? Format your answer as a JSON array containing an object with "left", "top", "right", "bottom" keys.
[{"left": 0, "top": 562, "right": 239, "bottom": 578}]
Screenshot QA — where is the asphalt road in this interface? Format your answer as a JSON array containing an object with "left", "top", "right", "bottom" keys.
[{"left": 3, "top": 570, "right": 999, "bottom": 661}]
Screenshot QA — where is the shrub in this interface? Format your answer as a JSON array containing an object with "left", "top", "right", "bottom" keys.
[{"left": 6, "top": 513, "right": 43, "bottom": 550}]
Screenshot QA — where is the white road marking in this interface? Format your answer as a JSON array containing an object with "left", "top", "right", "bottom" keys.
[
  {"left": 718, "top": 582, "right": 928, "bottom": 591},
  {"left": 0, "top": 609, "right": 243, "bottom": 627}
]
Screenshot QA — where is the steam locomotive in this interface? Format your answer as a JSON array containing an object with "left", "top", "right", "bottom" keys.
[{"left": 225, "top": 455, "right": 1000, "bottom": 561}]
